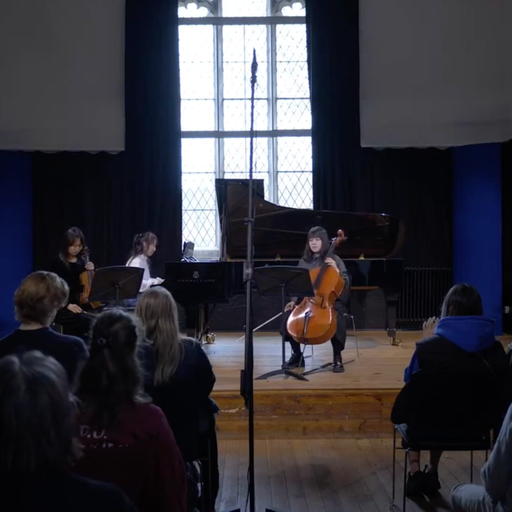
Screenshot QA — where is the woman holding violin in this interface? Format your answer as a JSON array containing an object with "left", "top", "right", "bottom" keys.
[
  {"left": 50, "top": 227, "right": 95, "bottom": 340},
  {"left": 283, "top": 226, "right": 351, "bottom": 373}
]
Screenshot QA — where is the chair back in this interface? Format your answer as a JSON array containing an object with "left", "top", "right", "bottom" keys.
[{"left": 393, "top": 357, "right": 502, "bottom": 445}]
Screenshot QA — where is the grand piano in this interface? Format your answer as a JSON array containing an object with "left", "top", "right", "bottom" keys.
[{"left": 163, "top": 179, "right": 404, "bottom": 341}]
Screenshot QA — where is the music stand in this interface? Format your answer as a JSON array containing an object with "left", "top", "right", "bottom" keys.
[
  {"left": 253, "top": 266, "right": 314, "bottom": 382},
  {"left": 89, "top": 266, "right": 144, "bottom": 307}
]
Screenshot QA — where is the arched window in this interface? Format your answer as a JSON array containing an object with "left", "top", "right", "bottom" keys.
[{"left": 179, "top": 0, "right": 311, "bottom": 254}]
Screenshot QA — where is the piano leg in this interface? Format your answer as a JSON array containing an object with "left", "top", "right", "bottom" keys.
[
  {"left": 196, "top": 304, "right": 205, "bottom": 343},
  {"left": 386, "top": 292, "right": 402, "bottom": 346},
  {"left": 190, "top": 303, "right": 216, "bottom": 345},
  {"left": 182, "top": 304, "right": 207, "bottom": 342}
]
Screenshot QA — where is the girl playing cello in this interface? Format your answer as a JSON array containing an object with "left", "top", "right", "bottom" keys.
[{"left": 283, "top": 226, "right": 350, "bottom": 373}]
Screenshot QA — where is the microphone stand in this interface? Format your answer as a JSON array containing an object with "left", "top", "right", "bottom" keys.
[{"left": 226, "top": 49, "right": 279, "bottom": 512}]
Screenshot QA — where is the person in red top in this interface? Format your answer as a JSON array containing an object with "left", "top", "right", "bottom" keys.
[{"left": 74, "top": 309, "right": 187, "bottom": 512}]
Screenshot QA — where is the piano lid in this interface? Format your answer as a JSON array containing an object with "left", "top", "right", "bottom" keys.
[{"left": 215, "top": 178, "right": 405, "bottom": 260}]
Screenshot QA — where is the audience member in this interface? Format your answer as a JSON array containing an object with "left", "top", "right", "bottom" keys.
[
  {"left": 0, "top": 271, "right": 88, "bottom": 390},
  {"left": 74, "top": 308, "right": 187, "bottom": 512},
  {"left": 0, "top": 351, "right": 136, "bottom": 512},
  {"left": 392, "top": 283, "right": 510, "bottom": 498},
  {"left": 136, "top": 286, "right": 219, "bottom": 512},
  {"left": 451, "top": 401, "right": 512, "bottom": 511}
]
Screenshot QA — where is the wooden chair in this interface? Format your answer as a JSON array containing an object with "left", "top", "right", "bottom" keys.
[{"left": 389, "top": 362, "right": 503, "bottom": 511}]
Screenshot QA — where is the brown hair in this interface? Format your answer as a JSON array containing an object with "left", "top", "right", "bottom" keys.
[
  {"left": 0, "top": 351, "right": 80, "bottom": 476},
  {"left": 77, "top": 309, "right": 149, "bottom": 429},
  {"left": 14, "top": 271, "right": 69, "bottom": 326},
  {"left": 135, "top": 287, "right": 184, "bottom": 385},
  {"left": 441, "top": 283, "right": 483, "bottom": 317}
]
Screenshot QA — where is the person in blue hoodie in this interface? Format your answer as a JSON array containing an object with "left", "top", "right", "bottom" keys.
[{"left": 394, "top": 283, "right": 509, "bottom": 498}]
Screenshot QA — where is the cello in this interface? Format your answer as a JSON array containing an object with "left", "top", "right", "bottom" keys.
[
  {"left": 286, "top": 229, "right": 346, "bottom": 345},
  {"left": 79, "top": 247, "right": 101, "bottom": 309}
]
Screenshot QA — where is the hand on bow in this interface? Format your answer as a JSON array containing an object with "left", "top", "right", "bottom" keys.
[{"left": 285, "top": 301, "right": 296, "bottom": 312}]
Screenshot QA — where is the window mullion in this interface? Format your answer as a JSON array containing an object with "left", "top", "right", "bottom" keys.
[
  {"left": 269, "top": 23, "right": 278, "bottom": 204},
  {"left": 215, "top": 23, "right": 224, "bottom": 248}
]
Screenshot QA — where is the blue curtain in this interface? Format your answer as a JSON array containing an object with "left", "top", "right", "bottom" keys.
[
  {"left": 31, "top": 0, "right": 182, "bottom": 274},
  {"left": 0, "top": 152, "right": 32, "bottom": 337},
  {"left": 503, "top": 141, "right": 512, "bottom": 333},
  {"left": 453, "top": 144, "right": 503, "bottom": 333}
]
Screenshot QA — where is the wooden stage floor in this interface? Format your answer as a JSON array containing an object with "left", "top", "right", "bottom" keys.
[
  {"left": 204, "top": 330, "right": 417, "bottom": 392},
  {"left": 205, "top": 330, "right": 511, "bottom": 438},
  {"left": 217, "top": 437, "right": 487, "bottom": 512},
  {"left": 205, "top": 330, "right": 420, "bottom": 438}
]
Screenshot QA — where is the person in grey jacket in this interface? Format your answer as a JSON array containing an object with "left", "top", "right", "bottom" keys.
[
  {"left": 283, "top": 226, "right": 350, "bottom": 373},
  {"left": 452, "top": 401, "right": 512, "bottom": 511}
]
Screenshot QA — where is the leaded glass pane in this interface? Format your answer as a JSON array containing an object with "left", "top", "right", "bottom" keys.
[
  {"left": 179, "top": 25, "right": 214, "bottom": 63},
  {"left": 224, "top": 137, "right": 269, "bottom": 175},
  {"left": 222, "top": 25, "right": 268, "bottom": 99},
  {"left": 181, "top": 100, "right": 216, "bottom": 130},
  {"left": 182, "top": 138, "right": 216, "bottom": 174},
  {"left": 222, "top": 0, "right": 268, "bottom": 17},
  {"left": 223, "top": 99, "right": 269, "bottom": 131},
  {"left": 179, "top": 25, "right": 215, "bottom": 129},
  {"left": 182, "top": 139, "right": 217, "bottom": 247},
  {"left": 183, "top": 209, "right": 217, "bottom": 247},
  {"left": 276, "top": 99, "right": 311, "bottom": 129},
  {"left": 276, "top": 61, "right": 309, "bottom": 98},
  {"left": 278, "top": 172, "right": 312, "bottom": 209},
  {"left": 276, "top": 24, "right": 307, "bottom": 70},
  {"left": 180, "top": 62, "right": 215, "bottom": 99},
  {"left": 277, "top": 136, "right": 311, "bottom": 172}
]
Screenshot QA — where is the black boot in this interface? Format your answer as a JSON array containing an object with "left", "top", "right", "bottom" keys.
[
  {"left": 423, "top": 466, "right": 441, "bottom": 497},
  {"left": 332, "top": 355, "right": 345, "bottom": 373},
  {"left": 283, "top": 353, "right": 305, "bottom": 369}
]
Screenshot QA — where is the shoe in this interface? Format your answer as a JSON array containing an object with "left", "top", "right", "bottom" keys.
[
  {"left": 283, "top": 353, "right": 305, "bottom": 369},
  {"left": 332, "top": 356, "right": 345, "bottom": 373},
  {"left": 405, "top": 470, "right": 428, "bottom": 497},
  {"left": 423, "top": 466, "right": 441, "bottom": 497},
  {"left": 405, "top": 466, "right": 441, "bottom": 498}
]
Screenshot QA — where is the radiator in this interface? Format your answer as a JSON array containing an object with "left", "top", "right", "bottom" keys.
[{"left": 397, "top": 267, "right": 453, "bottom": 330}]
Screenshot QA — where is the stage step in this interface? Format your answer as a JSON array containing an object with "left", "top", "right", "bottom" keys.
[{"left": 213, "top": 388, "right": 399, "bottom": 438}]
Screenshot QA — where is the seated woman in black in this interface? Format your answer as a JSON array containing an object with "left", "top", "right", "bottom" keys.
[
  {"left": 393, "top": 283, "right": 510, "bottom": 498},
  {"left": 135, "top": 286, "right": 219, "bottom": 512},
  {"left": 0, "top": 271, "right": 88, "bottom": 391},
  {"left": 50, "top": 227, "right": 95, "bottom": 340},
  {"left": 0, "top": 350, "right": 136, "bottom": 512}
]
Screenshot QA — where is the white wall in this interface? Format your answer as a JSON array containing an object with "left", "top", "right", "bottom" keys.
[
  {"left": 359, "top": 0, "right": 512, "bottom": 148},
  {"left": 0, "top": 0, "right": 125, "bottom": 152}
]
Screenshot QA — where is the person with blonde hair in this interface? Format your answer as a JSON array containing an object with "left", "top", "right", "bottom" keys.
[
  {"left": 0, "top": 350, "right": 136, "bottom": 512},
  {"left": 0, "top": 271, "right": 88, "bottom": 390},
  {"left": 136, "top": 286, "right": 219, "bottom": 512}
]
